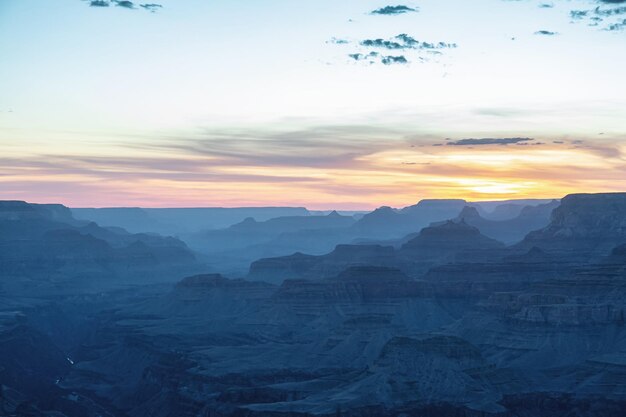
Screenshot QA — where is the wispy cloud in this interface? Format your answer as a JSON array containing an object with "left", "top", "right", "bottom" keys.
[
  {"left": 446, "top": 137, "right": 535, "bottom": 146},
  {"left": 2, "top": 126, "right": 624, "bottom": 208}
]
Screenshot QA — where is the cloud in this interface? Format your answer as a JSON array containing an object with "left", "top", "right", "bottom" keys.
[
  {"left": 606, "top": 18, "right": 626, "bottom": 30},
  {"left": 114, "top": 0, "right": 135, "bottom": 8},
  {"left": 381, "top": 55, "right": 408, "bottom": 65},
  {"left": 594, "top": 6, "right": 626, "bottom": 16},
  {"left": 328, "top": 37, "right": 349, "bottom": 45},
  {"left": 370, "top": 5, "right": 418, "bottom": 15},
  {"left": 568, "top": 2, "right": 626, "bottom": 30},
  {"left": 347, "top": 34, "right": 457, "bottom": 65},
  {"left": 447, "top": 137, "right": 535, "bottom": 146},
  {"left": 502, "top": 0, "right": 626, "bottom": 31},
  {"left": 83, "top": 0, "right": 163, "bottom": 12},
  {"left": 360, "top": 34, "right": 457, "bottom": 50},
  {"left": 361, "top": 39, "right": 405, "bottom": 50},
  {"left": 349, "top": 52, "right": 380, "bottom": 63},
  {"left": 570, "top": 10, "right": 589, "bottom": 19},
  {"left": 140, "top": 3, "right": 162, "bottom": 12}
]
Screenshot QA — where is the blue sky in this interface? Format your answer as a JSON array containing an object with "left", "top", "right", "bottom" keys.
[{"left": 0, "top": 0, "right": 625, "bottom": 208}]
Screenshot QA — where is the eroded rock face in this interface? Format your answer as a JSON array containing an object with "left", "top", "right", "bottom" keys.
[{"left": 519, "top": 193, "right": 626, "bottom": 258}]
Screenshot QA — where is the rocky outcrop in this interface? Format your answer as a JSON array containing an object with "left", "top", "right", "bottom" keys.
[
  {"left": 518, "top": 193, "right": 626, "bottom": 259},
  {"left": 400, "top": 220, "right": 504, "bottom": 259}
]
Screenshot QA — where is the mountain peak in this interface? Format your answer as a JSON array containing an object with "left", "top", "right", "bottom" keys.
[{"left": 457, "top": 205, "right": 481, "bottom": 220}]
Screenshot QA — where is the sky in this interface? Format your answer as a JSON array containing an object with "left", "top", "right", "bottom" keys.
[{"left": 0, "top": 0, "right": 625, "bottom": 209}]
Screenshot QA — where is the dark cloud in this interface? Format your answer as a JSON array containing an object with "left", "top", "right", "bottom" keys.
[
  {"left": 328, "top": 37, "right": 349, "bottom": 45},
  {"left": 89, "top": 0, "right": 109, "bottom": 6},
  {"left": 570, "top": 10, "right": 589, "bottom": 19},
  {"left": 349, "top": 51, "right": 380, "bottom": 63},
  {"left": 534, "top": 30, "right": 558, "bottom": 35},
  {"left": 140, "top": 3, "right": 163, "bottom": 12},
  {"left": 114, "top": 0, "right": 135, "bottom": 8},
  {"left": 113, "top": 0, "right": 135, "bottom": 8},
  {"left": 539, "top": 3, "right": 555, "bottom": 7},
  {"left": 594, "top": 6, "right": 626, "bottom": 16},
  {"left": 381, "top": 55, "right": 408, "bottom": 65},
  {"left": 447, "top": 137, "right": 535, "bottom": 146},
  {"left": 361, "top": 39, "right": 405, "bottom": 49},
  {"left": 370, "top": 5, "right": 418, "bottom": 15}
]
